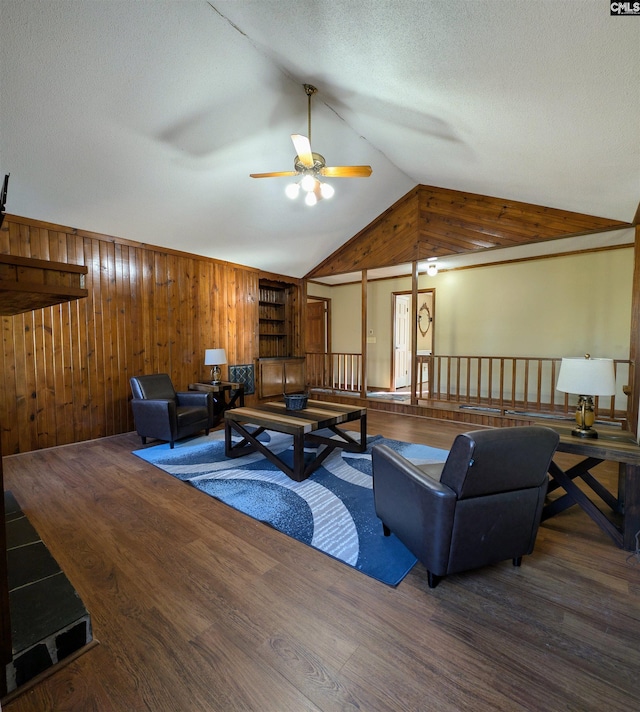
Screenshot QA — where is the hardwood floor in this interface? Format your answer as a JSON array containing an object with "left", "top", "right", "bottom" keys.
[{"left": 3, "top": 412, "right": 640, "bottom": 711}]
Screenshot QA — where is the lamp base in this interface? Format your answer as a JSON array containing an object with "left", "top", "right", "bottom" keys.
[
  {"left": 571, "top": 395, "right": 597, "bottom": 438},
  {"left": 570, "top": 426, "right": 598, "bottom": 439},
  {"left": 210, "top": 365, "right": 222, "bottom": 385}
]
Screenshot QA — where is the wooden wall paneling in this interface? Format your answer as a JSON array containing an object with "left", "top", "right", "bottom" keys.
[
  {"left": 86, "top": 238, "right": 103, "bottom": 437},
  {"left": 195, "top": 260, "right": 212, "bottom": 382},
  {"left": 186, "top": 257, "right": 200, "bottom": 384},
  {"left": 229, "top": 265, "right": 240, "bottom": 368},
  {"left": 0, "top": 317, "right": 16, "bottom": 454},
  {"left": 154, "top": 252, "right": 171, "bottom": 380},
  {"left": 0, "top": 214, "right": 304, "bottom": 454},
  {"left": 0, "top": 222, "right": 9, "bottom": 253},
  {"left": 49, "top": 229, "right": 68, "bottom": 263},
  {"left": 241, "top": 269, "right": 259, "bottom": 367},
  {"left": 73, "top": 235, "right": 93, "bottom": 444},
  {"left": 53, "top": 300, "right": 78, "bottom": 447},
  {"left": 36, "top": 226, "right": 51, "bottom": 260},
  {"left": 34, "top": 307, "right": 55, "bottom": 449},
  {"left": 139, "top": 246, "right": 155, "bottom": 377},
  {"left": 127, "top": 245, "right": 144, "bottom": 391},
  {"left": 175, "top": 253, "right": 194, "bottom": 386},
  {"left": 114, "top": 243, "right": 130, "bottom": 432},
  {"left": 108, "top": 240, "right": 123, "bottom": 436},
  {"left": 165, "top": 253, "right": 180, "bottom": 382},
  {"left": 221, "top": 265, "right": 234, "bottom": 372},
  {"left": 183, "top": 257, "right": 199, "bottom": 383},
  {"left": 98, "top": 239, "right": 114, "bottom": 435},
  {"left": 13, "top": 313, "right": 32, "bottom": 453}
]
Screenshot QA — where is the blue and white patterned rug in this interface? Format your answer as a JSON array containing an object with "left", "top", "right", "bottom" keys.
[{"left": 133, "top": 429, "right": 448, "bottom": 586}]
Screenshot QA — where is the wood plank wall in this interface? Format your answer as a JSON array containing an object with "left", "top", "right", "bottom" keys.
[{"left": 0, "top": 215, "right": 299, "bottom": 455}]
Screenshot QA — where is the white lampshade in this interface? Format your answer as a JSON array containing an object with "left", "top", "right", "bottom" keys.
[
  {"left": 556, "top": 356, "right": 615, "bottom": 397},
  {"left": 204, "top": 348, "right": 227, "bottom": 366}
]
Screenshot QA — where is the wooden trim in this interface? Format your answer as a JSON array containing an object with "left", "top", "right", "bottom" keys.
[
  {"left": 306, "top": 242, "right": 633, "bottom": 287},
  {"left": 410, "top": 261, "right": 418, "bottom": 406},
  {"left": 627, "top": 225, "right": 640, "bottom": 433},
  {"left": 361, "top": 270, "right": 367, "bottom": 397}
]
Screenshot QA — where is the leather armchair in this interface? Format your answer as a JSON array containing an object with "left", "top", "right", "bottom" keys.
[
  {"left": 130, "top": 374, "right": 213, "bottom": 448},
  {"left": 372, "top": 426, "right": 559, "bottom": 588}
]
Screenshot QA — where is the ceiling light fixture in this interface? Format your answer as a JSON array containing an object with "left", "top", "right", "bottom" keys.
[{"left": 426, "top": 257, "right": 439, "bottom": 277}]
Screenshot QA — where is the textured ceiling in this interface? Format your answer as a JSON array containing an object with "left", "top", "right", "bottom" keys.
[{"left": 0, "top": 1, "right": 638, "bottom": 278}]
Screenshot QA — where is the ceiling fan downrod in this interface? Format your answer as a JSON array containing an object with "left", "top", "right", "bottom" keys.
[{"left": 304, "top": 84, "right": 317, "bottom": 143}]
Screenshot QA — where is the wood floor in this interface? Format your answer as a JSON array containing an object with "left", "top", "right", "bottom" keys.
[{"left": 2, "top": 412, "right": 640, "bottom": 711}]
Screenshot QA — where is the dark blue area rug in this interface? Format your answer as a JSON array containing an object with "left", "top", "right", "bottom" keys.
[{"left": 133, "top": 429, "right": 448, "bottom": 586}]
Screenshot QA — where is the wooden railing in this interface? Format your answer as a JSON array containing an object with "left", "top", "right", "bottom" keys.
[
  {"left": 419, "top": 355, "right": 631, "bottom": 422},
  {"left": 306, "top": 352, "right": 362, "bottom": 393},
  {"left": 307, "top": 351, "right": 631, "bottom": 423}
]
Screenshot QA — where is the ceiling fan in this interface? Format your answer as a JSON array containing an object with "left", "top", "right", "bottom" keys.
[{"left": 250, "top": 84, "right": 372, "bottom": 206}]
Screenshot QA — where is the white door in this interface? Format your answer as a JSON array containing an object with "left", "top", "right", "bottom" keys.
[{"left": 394, "top": 295, "right": 411, "bottom": 389}]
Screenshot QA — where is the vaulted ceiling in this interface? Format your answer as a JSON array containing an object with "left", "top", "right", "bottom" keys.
[{"left": 0, "top": 1, "right": 638, "bottom": 278}]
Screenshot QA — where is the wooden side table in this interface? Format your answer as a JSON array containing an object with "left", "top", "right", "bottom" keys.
[
  {"left": 188, "top": 382, "right": 245, "bottom": 426},
  {"left": 542, "top": 422, "right": 640, "bottom": 550}
]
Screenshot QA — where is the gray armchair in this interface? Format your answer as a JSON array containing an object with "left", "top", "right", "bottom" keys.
[
  {"left": 130, "top": 373, "right": 213, "bottom": 448},
  {"left": 372, "top": 426, "right": 559, "bottom": 588}
]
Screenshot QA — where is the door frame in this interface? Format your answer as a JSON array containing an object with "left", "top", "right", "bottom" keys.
[
  {"left": 305, "top": 296, "right": 331, "bottom": 354},
  {"left": 390, "top": 288, "right": 435, "bottom": 393}
]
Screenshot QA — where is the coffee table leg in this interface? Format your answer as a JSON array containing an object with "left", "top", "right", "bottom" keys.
[
  {"left": 359, "top": 412, "right": 367, "bottom": 452},
  {"left": 291, "top": 431, "right": 306, "bottom": 482}
]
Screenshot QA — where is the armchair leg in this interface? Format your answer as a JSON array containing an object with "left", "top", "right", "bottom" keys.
[
  {"left": 382, "top": 523, "right": 391, "bottom": 537},
  {"left": 427, "top": 571, "right": 442, "bottom": 589},
  {"left": 141, "top": 437, "right": 147, "bottom": 445},
  {"left": 170, "top": 441, "right": 175, "bottom": 449},
  {"left": 512, "top": 556, "right": 522, "bottom": 567}
]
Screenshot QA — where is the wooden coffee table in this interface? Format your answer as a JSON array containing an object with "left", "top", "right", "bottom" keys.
[{"left": 224, "top": 400, "right": 367, "bottom": 482}]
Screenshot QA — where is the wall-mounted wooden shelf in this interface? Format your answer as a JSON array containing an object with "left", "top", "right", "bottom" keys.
[
  {"left": 0, "top": 254, "right": 88, "bottom": 315},
  {"left": 0, "top": 252, "right": 89, "bottom": 695}
]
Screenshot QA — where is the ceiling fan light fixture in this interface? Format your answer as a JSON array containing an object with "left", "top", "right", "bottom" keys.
[
  {"left": 305, "top": 191, "right": 317, "bottom": 207},
  {"left": 285, "top": 182, "right": 300, "bottom": 200},
  {"left": 320, "top": 182, "right": 335, "bottom": 199},
  {"left": 300, "top": 174, "right": 316, "bottom": 192}
]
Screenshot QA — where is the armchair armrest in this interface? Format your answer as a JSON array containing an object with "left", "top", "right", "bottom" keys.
[
  {"left": 176, "top": 391, "right": 211, "bottom": 408},
  {"left": 131, "top": 398, "right": 177, "bottom": 441},
  {"left": 372, "top": 444, "right": 457, "bottom": 574}
]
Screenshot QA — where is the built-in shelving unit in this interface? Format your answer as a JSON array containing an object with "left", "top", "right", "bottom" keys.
[{"left": 258, "top": 278, "right": 293, "bottom": 358}]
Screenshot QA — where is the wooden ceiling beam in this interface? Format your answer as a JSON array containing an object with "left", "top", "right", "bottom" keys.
[{"left": 305, "top": 185, "right": 633, "bottom": 279}]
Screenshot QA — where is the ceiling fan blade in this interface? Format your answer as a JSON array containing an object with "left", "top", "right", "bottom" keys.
[
  {"left": 250, "top": 171, "right": 298, "bottom": 178},
  {"left": 291, "top": 134, "right": 314, "bottom": 168},
  {"left": 320, "top": 165, "right": 373, "bottom": 178}
]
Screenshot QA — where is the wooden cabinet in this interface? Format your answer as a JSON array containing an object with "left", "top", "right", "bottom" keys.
[
  {"left": 257, "top": 357, "right": 306, "bottom": 399},
  {"left": 259, "top": 278, "right": 296, "bottom": 358}
]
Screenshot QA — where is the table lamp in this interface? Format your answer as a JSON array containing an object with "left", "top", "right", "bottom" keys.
[
  {"left": 204, "top": 348, "right": 227, "bottom": 384},
  {"left": 556, "top": 354, "right": 615, "bottom": 439}
]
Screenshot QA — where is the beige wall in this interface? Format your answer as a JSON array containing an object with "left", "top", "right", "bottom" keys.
[{"left": 309, "top": 247, "right": 633, "bottom": 390}]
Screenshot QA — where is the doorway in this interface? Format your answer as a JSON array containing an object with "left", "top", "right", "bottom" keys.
[
  {"left": 306, "top": 297, "right": 330, "bottom": 388},
  {"left": 393, "top": 295, "right": 411, "bottom": 389},
  {"left": 391, "top": 289, "right": 434, "bottom": 393}
]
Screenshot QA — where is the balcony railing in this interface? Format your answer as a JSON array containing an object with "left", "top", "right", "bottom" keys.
[
  {"left": 306, "top": 352, "right": 362, "bottom": 393},
  {"left": 307, "top": 351, "right": 631, "bottom": 423}
]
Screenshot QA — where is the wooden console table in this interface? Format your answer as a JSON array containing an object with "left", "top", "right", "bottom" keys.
[{"left": 542, "top": 422, "right": 640, "bottom": 551}]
